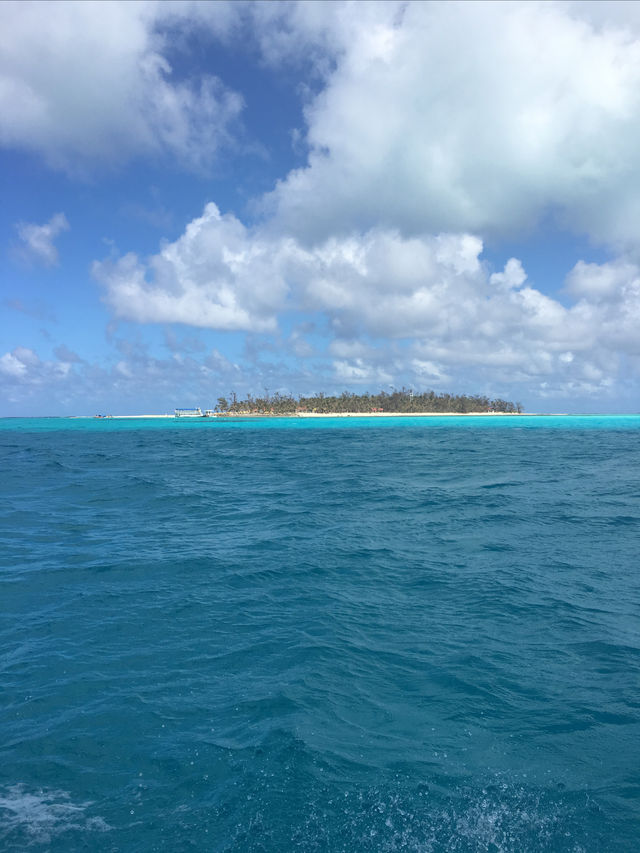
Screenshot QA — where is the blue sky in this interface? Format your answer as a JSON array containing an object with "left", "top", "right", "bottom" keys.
[{"left": 2, "top": 0, "right": 640, "bottom": 415}]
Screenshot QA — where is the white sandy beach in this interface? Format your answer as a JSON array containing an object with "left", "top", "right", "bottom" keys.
[
  {"left": 294, "top": 411, "right": 531, "bottom": 418},
  {"left": 105, "top": 411, "right": 549, "bottom": 419}
]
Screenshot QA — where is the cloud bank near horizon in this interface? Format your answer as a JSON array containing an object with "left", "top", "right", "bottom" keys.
[{"left": 91, "top": 202, "right": 635, "bottom": 395}]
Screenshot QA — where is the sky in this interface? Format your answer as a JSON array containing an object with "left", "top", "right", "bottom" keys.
[{"left": 2, "top": 0, "right": 640, "bottom": 415}]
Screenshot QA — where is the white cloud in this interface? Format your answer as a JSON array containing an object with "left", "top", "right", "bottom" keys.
[
  {"left": 565, "top": 258, "right": 640, "bottom": 354},
  {"left": 93, "top": 203, "right": 290, "bottom": 332},
  {"left": 0, "top": 346, "right": 69, "bottom": 387},
  {"left": 92, "top": 202, "right": 640, "bottom": 400},
  {"left": 0, "top": 350, "right": 28, "bottom": 378},
  {"left": 0, "top": 0, "right": 243, "bottom": 173},
  {"left": 565, "top": 258, "right": 640, "bottom": 301},
  {"left": 333, "top": 358, "right": 393, "bottom": 385},
  {"left": 411, "top": 359, "right": 451, "bottom": 384},
  {"left": 248, "top": 0, "right": 397, "bottom": 73},
  {"left": 490, "top": 259, "right": 527, "bottom": 290},
  {"left": 328, "top": 339, "right": 376, "bottom": 359},
  {"left": 258, "top": 1, "right": 640, "bottom": 253},
  {"left": 15, "top": 212, "right": 69, "bottom": 266},
  {"left": 0, "top": 336, "right": 293, "bottom": 415},
  {"left": 9, "top": 0, "right": 640, "bottom": 242}
]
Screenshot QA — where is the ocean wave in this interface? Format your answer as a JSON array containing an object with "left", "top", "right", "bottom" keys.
[
  {"left": 0, "top": 785, "right": 110, "bottom": 849},
  {"left": 2, "top": 419, "right": 639, "bottom": 850}
]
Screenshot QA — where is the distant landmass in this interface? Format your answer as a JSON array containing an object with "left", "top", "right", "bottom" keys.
[{"left": 214, "top": 389, "right": 523, "bottom": 415}]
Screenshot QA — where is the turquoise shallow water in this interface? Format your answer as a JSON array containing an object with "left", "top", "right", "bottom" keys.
[{"left": 1, "top": 415, "right": 639, "bottom": 851}]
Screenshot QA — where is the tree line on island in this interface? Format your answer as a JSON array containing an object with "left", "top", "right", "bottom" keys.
[{"left": 214, "top": 389, "right": 523, "bottom": 415}]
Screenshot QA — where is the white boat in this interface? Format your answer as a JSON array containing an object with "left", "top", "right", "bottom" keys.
[{"left": 174, "top": 407, "right": 203, "bottom": 417}]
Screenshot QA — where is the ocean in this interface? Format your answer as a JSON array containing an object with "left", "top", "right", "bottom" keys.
[{"left": 1, "top": 415, "right": 639, "bottom": 851}]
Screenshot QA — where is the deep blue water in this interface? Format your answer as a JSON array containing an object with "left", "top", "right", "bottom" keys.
[{"left": 1, "top": 416, "right": 639, "bottom": 851}]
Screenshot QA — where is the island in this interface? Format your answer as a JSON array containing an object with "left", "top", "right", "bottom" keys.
[{"left": 211, "top": 389, "right": 523, "bottom": 416}]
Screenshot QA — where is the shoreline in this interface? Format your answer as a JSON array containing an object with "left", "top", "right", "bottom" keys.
[{"left": 97, "top": 411, "right": 558, "bottom": 419}]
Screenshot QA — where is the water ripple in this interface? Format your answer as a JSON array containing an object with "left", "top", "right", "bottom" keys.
[{"left": 1, "top": 420, "right": 639, "bottom": 850}]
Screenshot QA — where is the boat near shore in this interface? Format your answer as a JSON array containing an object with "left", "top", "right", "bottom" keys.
[{"left": 174, "top": 408, "right": 217, "bottom": 418}]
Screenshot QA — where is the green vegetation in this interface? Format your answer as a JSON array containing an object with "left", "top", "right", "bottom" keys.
[{"left": 215, "top": 389, "right": 522, "bottom": 415}]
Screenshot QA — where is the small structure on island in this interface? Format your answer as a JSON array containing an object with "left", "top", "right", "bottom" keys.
[{"left": 174, "top": 407, "right": 203, "bottom": 418}]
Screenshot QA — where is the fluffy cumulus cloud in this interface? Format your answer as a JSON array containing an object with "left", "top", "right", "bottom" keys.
[
  {"left": 0, "top": 333, "right": 321, "bottom": 416},
  {"left": 247, "top": 0, "right": 398, "bottom": 73},
  {"left": 15, "top": 212, "right": 69, "bottom": 266},
  {"left": 260, "top": 0, "right": 640, "bottom": 252},
  {"left": 93, "top": 203, "right": 290, "bottom": 332},
  {"left": 0, "top": 338, "right": 220, "bottom": 413},
  {"left": 565, "top": 259, "right": 640, "bottom": 355},
  {"left": 6, "top": 236, "right": 640, "bottom": 412},
  {"left": 308, "top": 236, "right": 633, "bottom": 397},
  {"left": 91, "top": 202, "right": 640, "bottom": 402},
  {"left": 0, "top": 0, "right": 243, "bottom": 172},
  {"left": 0, "top": 347, "right": 71, "bottom": 403}
]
